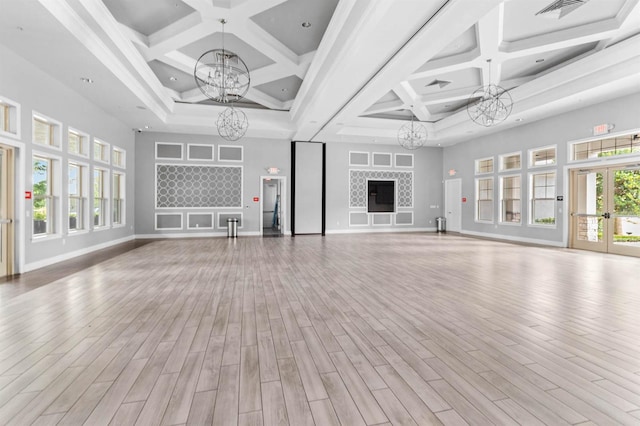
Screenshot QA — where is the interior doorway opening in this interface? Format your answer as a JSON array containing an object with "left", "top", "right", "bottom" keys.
[{"left": 261, "top": 176, "right": 286, "bottom": 237}]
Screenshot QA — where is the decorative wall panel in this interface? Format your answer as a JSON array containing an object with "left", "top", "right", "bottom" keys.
[
  {"left": 156, "top": 164, "right": 242, "bottom": 208},
  {"left": 349, "top": 170, "right": 413, "bottom": 208}
]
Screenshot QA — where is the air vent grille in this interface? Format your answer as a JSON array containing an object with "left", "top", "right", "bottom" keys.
[{"left": 536, "top": 0, "right": 590, "bottom": 18}]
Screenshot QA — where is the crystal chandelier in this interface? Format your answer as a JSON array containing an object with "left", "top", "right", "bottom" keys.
[
  {"left": 466, "top": 60, "right": 513, "bottom": 127},
  {"left": 194, "top": 19, "right": 250, "bottom": 104},
  {"left": 398, "top": 111, "right": 427, "bottom": 150},
  {"left": 217, "top": 107, "right": 248, "bottom": 141}
]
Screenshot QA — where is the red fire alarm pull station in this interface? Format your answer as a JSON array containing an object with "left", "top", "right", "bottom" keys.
[
  {"left": 25, "top": 191, "right": 32, "bottom": 199},
  {"left": 253, "top": 197, "right": 259, "bottom": 202},
  {"left": 462, "top": 197, "right": 467, "bottom": 203}
]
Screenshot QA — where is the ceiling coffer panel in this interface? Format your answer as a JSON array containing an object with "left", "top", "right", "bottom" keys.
[
  {"left": 103, "top": 0, "right": 195, "bottom": 36},
  {"left": 180, "top": 33, "right": 274, "bottom": 71}
]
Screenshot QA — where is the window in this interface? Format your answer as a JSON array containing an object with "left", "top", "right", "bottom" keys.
[
  {"left": 33, "top": 156, "right": 57, "bottom": 236},
  {"left": 500, "top": 152, "right": 521, "bottom": 171},
  {"left": 68, "top": 162, "right": 87, "bottom": 232},
  {"left": 68, "top": 128, "right": 88, "bottom": 157},
  {"left": 500, "top": 175, "right": 521, "bottom": 224},
  {"left": 529, "top": 145, "right": 556, "bottom": 167},
  {"left": 113, "top": 147, "right": 125, "bottom": 168},
  {"left": 475, "top": 157, "right": 494, "bottom": 174},
  {"left": 93, "top": 168, "right": 109, "bottom": 228},
  {"left": 113, "top": 172, "right": 125, "bottom": 225},
  {"left": 572, "top": 133, "right": 640, "bottom": 161},
  {"left": 94, "top": 139, "right": 110, "bottom": 163},
  {"left": 0, "top": 97, "right": 19, "bottom": 137},
  {"left": 476, "top": 177, "right": 493, "bottom": 222},
  {"left": 33, "top": 113, "right": 61, "bottom": 148},
  {"left": 530, "top": 172, "right": 556, "bottom": 226}
]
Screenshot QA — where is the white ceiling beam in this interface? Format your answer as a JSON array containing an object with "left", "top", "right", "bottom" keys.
[
  {"left": 240, "top": 19, "right": 300, "bottom": 67},
  {"left": 119, "top": 24, "right": 148, "bottom": 48},
  {"left": 476, "top": 3, "right": 503, "bottom": 84},
  {"left": 145, "top": 13, "right": 212, "bottom": 61},
  {"left": 410, "top": 49, "right": 480, "bottom": 79},
  {"left": 394, "top": 82, "right": 431, "bottom": 121},
  {"left": 365, "top": 100, "right": 405, "bottom": 115}
]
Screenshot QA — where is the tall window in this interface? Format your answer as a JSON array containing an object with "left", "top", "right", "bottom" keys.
[
  {"left": 68, "top": 128, "right": 88, "bottom": 157},
  {"left": 94, "top": 139, "right": 110, "bottom": 163},
  {"left": 476, "top": 177, "right": 493, "bottom": 222},
  {"left": 501, "top": 175, "right": 521, "bottom": 224},
  {"left": 113, "top": 173, "right": 124, "bottom": 225},
  {"left": 530, "top": 172, "right": 556, "bottom": 225},
  {"left": 33, "top": 113, "right": 60, "bottom": 148},
  {"left": 94, "top": 168, "right": 108, "bottom": 228},
  {"left": 68, "top": 163, "right": 86, "bottom": 231},
  {"left": 33, "top": 156, "right": 55, "bottom": 235}
]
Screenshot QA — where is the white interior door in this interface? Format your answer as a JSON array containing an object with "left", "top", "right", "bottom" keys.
[{"left": 445, "top": 179, "right": 462, "bottom": 232}]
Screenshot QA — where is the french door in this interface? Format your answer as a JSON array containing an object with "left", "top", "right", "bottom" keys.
[{"left": 570, "top": 164, "right": 640, "bottom": 256}]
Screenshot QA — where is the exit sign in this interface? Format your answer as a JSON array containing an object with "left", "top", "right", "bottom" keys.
[{"left": 593, "top": 123, "right": 613, "bottom": 136}]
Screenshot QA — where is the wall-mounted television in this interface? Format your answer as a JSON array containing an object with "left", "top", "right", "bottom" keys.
[{"left": 367, "top": 180, "right": 395, "bottom": 213}]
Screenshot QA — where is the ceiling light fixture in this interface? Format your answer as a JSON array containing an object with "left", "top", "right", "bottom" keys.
[
  {"left": 217, "top": 107, "right": 248, "bottom": 141},
  {"left": 193, "top": 19, "right": 250, "bottom": 141},
  {"left": 302, "top": 22, "right": 311, "bottom": 28},
  {"left": 169, "top": 76, "right": 178, "bottom": 81},
  {"left": 398, "top": 108, "right": 427, "bottom": 150},
  {"left": 80, "top": 77, "right": 94, "bottom": 83},
  {"left": 535, "top": 58, "right": 545, "bottom": 63},
  {"left": 194, "top": 19, "right": 250, "bottom": 103},
  {"left": 466, "top": 59, "right": 513, "bottom": 127}
]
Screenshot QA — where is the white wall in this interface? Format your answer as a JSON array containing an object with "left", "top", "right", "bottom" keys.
[{"left": 0, "top": 44, "right": 136, "bottom": 271}]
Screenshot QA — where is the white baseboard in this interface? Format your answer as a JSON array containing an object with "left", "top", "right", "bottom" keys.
[
  {"left": 136, "top": 231, "right": 263, "bottom": 239},
  {"left": 23, "top": 235, "right": 136, "bottom": 273},
  {"left": 325, "top": 227, "right": 435, "bottom": 235},
  {"left": 461, "top": 230, "right": 566, "bottom": 248}
]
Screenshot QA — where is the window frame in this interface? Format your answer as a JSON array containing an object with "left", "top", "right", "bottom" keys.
[
  {"left": 68, "top": 160, "right": 89, "bottom": 234},
  {"left": 475, "top": 157, "right": 494, "bottom": 175},
  {"left": 0, "top": 95, "right": 20, "bottom": 139},
  {"left": 93, "top": 138, "right": 111, "bottom": 164},
  {"left": 475, "top": 177, "right": 494, "bottom": 223},
  {"left": 499, "top": 174, "right": 522, "bottom": 225},
  {"left": 32, "top": 151, "right": 61, "bottom": 240},
  {"left": 112, "top": 146, "right": 126, "bottom": 168},
  {"left": 68, "top": 127, "right": 89, "bottom": 158},
  {"left": 32, "top": 112, "right": 62, "bottom": 150},
  {"left": 569, "top": 131, "right": 640, "bottom": 162},
  {"left": 112, "top": 172, "right": 125, "bottom": 227},
  {"left": 93, "top": 166, "right": 110, "bottom": 229},
  {"left": 499, "top": 151, "right": 522, "bottom": 172},
  {"left": 529, "top": 171, "right": 557, "bottom": 228},
  {"left": 529, "top": 145, "right": 557, "bottom": 168}
]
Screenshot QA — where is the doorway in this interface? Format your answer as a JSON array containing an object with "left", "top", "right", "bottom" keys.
[
  {"left": 445, "top": 178, "right": 462, "bottom": 232},
  {"left": 0, "top": 144, "right": 15, "bottom": 277},
  {"left": 570, "top": 164, "right": 640, "bottom": 256},
  {"left": 261, "top": 176, "right": 286, "bottom": 237}
]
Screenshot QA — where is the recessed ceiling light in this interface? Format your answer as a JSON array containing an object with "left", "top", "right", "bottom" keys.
[
  {"left": 144, "top": 125, "right": 150, "bottom": 129},
  {"left": 136, "top": 106, "right": 146, "bottom": 110},
  {"left": 80, "top": 77, "right": 94, "bottom": 83},
  {"left": 515, "top": 118, "right": 524, "bottom": 122},
  {"left": 535, "top": 58, "right": 545, "bottom": 63},
  {"left": 169, "top": 76, "right": 178, "bottom": 81},
  {"left": 16, "top": 26, "right": 23, "bottom": 31},
  {"left": 444, "top": 105, "right": 450, "bottom": 108},
  {"left": 281, "top": 88, "right": 288, "bottom": 92},
  {"left": 301, "top": 22, "right": 311, "bottom": 28}
]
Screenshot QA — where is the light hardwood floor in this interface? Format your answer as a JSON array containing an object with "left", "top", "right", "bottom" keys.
[{"left": 1, "top": 233, "right": 639, "bottom": 425}]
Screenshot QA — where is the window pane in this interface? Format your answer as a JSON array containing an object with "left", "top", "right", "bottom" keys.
[
  {"left": 33, "top": 158, "right": 50, "bottom": 235},
  {"left": 34, "top": 119, "right": 52, "bottom": 145},
  {"left": 531, "top": 147, "right": 556, "bottom": 166}
]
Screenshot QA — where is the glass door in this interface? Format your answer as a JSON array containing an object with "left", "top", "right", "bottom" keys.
[
  {"left": 610, "top": 165, "right": 640, "bottom": 256},
  {"left": 571, "top": 168, "right": 607, "bottom": 252},
  {"left": 570, "top": 164, "right": 640, "bottom": 256}
]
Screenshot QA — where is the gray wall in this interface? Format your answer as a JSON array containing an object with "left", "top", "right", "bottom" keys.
[
  {"left": 294, "top": 142, "right": 323, "bottom": 234},
  {"left": 325, "top": 142, "right": 444, "bottom": 232},
  {"left": 135, "top": 132, "right": 292, "bottom": 235},
  {"left": 443, "top": 92, "right": 640, "bottom": 245},
  {"left": 0, "top": 44, "right": 135, "bottom": 270}
]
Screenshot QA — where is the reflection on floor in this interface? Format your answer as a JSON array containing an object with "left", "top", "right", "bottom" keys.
[{"left": 262, "top": 227, "right": 282, "bottom": 237}]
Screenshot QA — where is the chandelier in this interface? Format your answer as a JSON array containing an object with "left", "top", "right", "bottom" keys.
[
  {"left": 398, "top": 110, "right": 427, "bottom": 150},
  {"left": 194, "top": 19, "right": 250, "bottom": 140},
  {"left": 217, "top": 107, "right": 248, "bottom": 141},
  {"left": 194, "top": 19, "right": 250, "bottom": 103},
  {"left": 466, "top": 60, "right": 513, "bottom": 127}
]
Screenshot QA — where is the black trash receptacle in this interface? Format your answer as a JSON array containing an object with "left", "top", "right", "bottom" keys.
[
  {"left": 227, "top": 218, "right": 238, "bottom": 238},
  {"left": 436, "top": 217, "right": 446, "bottom": 233}
]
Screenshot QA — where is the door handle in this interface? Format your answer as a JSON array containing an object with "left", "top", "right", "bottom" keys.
[
  {"left": 0, "top": 218, "right": 12, "bottom": 224},
  {"left": 602, "top": 213, "right": 611, "bottom": 219}
]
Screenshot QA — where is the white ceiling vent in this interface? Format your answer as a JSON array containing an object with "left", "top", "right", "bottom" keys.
[{"left": 536, "top": 0, "right": 591, "bottom": 19}]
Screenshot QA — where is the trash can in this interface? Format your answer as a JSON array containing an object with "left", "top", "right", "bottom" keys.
[
  {"left": 227, "top": 217, "right": 238, "bottom": 238},
  {"left": 436, "top": 217, "right": 446, "bottom": 233}
]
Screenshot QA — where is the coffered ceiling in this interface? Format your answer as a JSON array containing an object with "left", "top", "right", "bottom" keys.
[{"left": 1, "top": 0, "right": 639, "bottom": 146}]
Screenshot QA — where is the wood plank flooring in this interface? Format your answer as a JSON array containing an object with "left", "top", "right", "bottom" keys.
[{"left": 1, "top": 233, "right": 639, "bottom": 425}]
